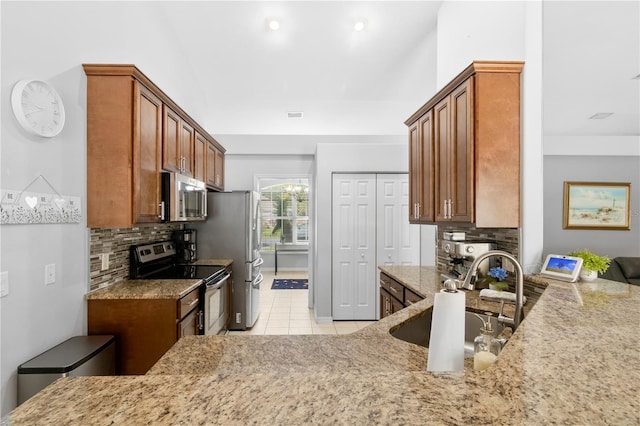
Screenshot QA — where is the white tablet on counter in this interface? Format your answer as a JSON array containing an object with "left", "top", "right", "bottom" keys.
[{"left": 539, "top": 254, "right": 583, "bottom": 282}]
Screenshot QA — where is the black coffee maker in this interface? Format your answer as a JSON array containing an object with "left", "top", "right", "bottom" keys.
[{"left": 173, "top": 229, "right": 197, "bottom": 263}]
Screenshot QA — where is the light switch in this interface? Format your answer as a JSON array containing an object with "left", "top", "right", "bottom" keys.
[
  {"left": 45, "top": 264, "right": 56, "bottom": 285},
  {"left": 0, "top": 271, "right": 8, "bottom": 297}
]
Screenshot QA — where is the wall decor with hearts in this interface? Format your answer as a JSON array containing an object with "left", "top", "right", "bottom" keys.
[{"left": 0, "top": 175, "right": 82, "bottom": 225}]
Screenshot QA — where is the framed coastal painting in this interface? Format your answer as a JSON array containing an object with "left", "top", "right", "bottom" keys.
[{"left": 563, "top": 181, "right": 631, "bottom": 230}]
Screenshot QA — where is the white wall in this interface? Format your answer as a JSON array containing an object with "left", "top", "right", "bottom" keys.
[
  {"left": 543, "top": 135, "right": 640, "bottom": 257},
  {"left": 436, "top": 1, "right": 544, "bottom": 273},
  {"left": 0, "top": 2, "right": 210, "bottom": 416},
  {"left": 314, "top": 141, "right": 410, "bottom": 321}
]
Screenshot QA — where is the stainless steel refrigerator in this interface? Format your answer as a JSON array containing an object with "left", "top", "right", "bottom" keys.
[{"left": 193, "top": 191, "right": 263, "bottom": 330}]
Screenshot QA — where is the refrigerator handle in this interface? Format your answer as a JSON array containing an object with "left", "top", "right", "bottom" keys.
[
  {"left": 252, "top": 273, "right": 264, "bottom": 289},
  {"left": 252, "top": 257, "right": 264, "bottom": 267}
]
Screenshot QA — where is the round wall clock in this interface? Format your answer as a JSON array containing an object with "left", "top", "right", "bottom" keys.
[{"left": 11, "top": 79, "right": 66, "bottom": 138}]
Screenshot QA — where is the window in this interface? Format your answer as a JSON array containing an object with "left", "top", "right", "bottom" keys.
[{"left": 260, "top": 181, "right": 309, "bottom": 251}]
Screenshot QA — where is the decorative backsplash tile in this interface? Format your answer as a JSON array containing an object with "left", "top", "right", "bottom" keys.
[
  {"left": 436, "top": 224, "right": 519, "bottom": 275},
  {"left": 89, "top": 224, "right": 183, "bottom": 291}
]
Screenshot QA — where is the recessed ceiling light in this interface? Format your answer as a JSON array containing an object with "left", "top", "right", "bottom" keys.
[
  {"left": 589, "top": 112, "right": 614, "bottom": 119},
  {"left": 268, "top": 20, "right": 280, "bottom": 31},
  {"left": 287, "top": 111, "right": 303, "bottom": 119},
  {"left": 354, "top": 20, "right": 366, "bottom": 32}
]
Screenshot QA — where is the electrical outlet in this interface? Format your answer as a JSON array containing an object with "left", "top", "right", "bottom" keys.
[
  {"left": 45, "top": 264, "right": 56, "bottom": 285},
  {"left": 101, "top": 253, "right": 110, "bottom": 271},
  {"left": 0, "top": 272, "right": 8, "bottom": 297}
]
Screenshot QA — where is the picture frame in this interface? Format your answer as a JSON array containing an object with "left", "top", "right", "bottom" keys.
[{"left": 563, "top": 181, "right": 631, "bottom": 230}]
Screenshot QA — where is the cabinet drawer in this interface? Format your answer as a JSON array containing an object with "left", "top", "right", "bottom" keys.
[
  {"left": 404, "top": 289, "right": 423, "bottom": 306},
  {"left": 380, "top": 273, "right": 404, "bottom": 302},
  {"left": 178, "top": 288, "right": 200, "bottom": 319}
]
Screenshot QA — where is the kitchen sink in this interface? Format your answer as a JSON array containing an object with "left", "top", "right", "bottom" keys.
[{"left": 390, "top": 308, "right": 505, "bottom": 358}]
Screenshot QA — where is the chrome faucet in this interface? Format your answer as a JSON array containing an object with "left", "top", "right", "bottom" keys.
[{"left": 461, "top": 250, "right": 524, "bottom": 329}]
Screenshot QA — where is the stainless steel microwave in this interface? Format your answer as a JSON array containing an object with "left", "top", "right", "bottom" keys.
[{"left": 161, "top": 172, "right": 207, "bottom": 222}]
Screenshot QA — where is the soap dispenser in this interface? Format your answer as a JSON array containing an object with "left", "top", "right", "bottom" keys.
[{"left": 473, "top": 313, "right": 502, "bottom": 371}]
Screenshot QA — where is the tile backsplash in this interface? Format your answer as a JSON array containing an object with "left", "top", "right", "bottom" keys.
[
  {"left": 436, "top": 223, "right": 519, "bottom": 277},
  {"left": 89, "top": 224, "right": 183, "bottom": 291}
]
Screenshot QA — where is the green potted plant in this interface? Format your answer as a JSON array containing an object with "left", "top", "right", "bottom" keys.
[
  {"left": 487, "top": 267, "right": 509, "bottom": 291},
  {"left": 567, "top": 249, "right": 611, "bottom": 281}
]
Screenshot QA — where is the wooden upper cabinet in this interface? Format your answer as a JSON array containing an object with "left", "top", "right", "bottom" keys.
[
  {"left": 163, "top": 105, "right": 181, "bottom": 173},
  {"left": 134, "top": 84, "right": 163, "bottom": 224},
  {"left": 85, "top": 67, "right": 162, "bottom": 228},
  {"left": 408, "top": 111, "right": 434, "bottom": 224},
  {"left": 194, "top": 131, "right": 207, "bottom": 183},
  {"left": 214, "top": 148, "right": 224, "bottom": 189},
  {"left": 83, "top": 64, "right": 226, "bottom": 228},
  {"left": 206, "top": 141, "right": 225, "bottom": 190},
  {"left": 405, "top": 61, "right": 523, "bottom": 228},
  {"left": 436, "top": 78, "right": 474, "bottom": 223},
  {"left": 180, "top": 121, "right": 195, "bottom": 177},
  {"left": 163, "top": 106, "right": 195, "bottom": 177}
]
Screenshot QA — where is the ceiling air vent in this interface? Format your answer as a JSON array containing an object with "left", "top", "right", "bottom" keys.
[
  {"left": 287, "top": 111, "right": 304, "bottom": 119},
  {"left": 588, "top": 112, "right": 614, "bottom": 120}
]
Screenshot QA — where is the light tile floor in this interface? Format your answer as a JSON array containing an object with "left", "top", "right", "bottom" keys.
[{"left": 227, "top": 270, "right": 377, "bottom": 335}]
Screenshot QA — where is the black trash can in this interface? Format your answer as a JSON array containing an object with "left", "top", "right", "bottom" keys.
[{"left": 17, "top": 335, "right": 115, "bottom": 405}]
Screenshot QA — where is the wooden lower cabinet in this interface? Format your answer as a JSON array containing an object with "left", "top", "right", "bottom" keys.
[
  {"left": 88, "top": 286, "right": 200, "bottom": 375},
  {"left": 380, "top": 288, "right": 404, "bottom": 319},
  {"left": 379, "top": 272, "right": 424, "bottom": 319}
]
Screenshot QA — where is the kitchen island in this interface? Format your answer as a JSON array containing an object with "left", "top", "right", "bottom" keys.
[{"left": 9, "top": 266, "right": 640, "bottom": 425}]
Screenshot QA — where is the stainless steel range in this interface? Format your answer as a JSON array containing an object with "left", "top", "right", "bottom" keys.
[{"left": 130, "top": 241, "right": 230, "bottom": 335}]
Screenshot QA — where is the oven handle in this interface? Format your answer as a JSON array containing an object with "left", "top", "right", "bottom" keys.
[
  {"left": 252, "top": 273, "right": 264, "bottom": 289},
  {"left": 205, "top": 273, "right": 231, "bottom": 290}
]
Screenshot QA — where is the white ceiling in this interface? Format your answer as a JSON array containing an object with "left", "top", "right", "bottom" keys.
[
  {"left": 543, "top": 1, "right": 640, "bottom": 137},
  {"left": 155, "top": 1, "right": 442, "bottom": 135},
  {"left": 150, "top": 0, "right": 639, "bottom": 138}
]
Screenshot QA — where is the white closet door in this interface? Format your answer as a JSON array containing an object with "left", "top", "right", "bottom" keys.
[
  {"left": 377, "top": 175, "right": 421, "bottom": 268},
  {"left": 332, "top": 174, "right": 377, "bottom": 320}
]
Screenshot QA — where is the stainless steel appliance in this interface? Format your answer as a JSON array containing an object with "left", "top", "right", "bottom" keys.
[
  {"left": 173, "top": 229, "right": 197, "bottom": 263},
  {"left": 192, "top": 191, "right": 263, "bottom": 330},
  {"left": 161, "top": 172, "right": 207, "bottom": 222},
  {"left": 18, "top": 335, "right": 115, "bottom": 405},
  {"left": 441, "top": 240, "right": 496, "bottom": 283},
  {"left": 129, "top": 241, "right": 230, "bottom": 335}
]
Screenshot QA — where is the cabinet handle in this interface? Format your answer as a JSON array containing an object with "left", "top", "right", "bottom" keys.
[
  {"left": 159, "top": 202, "right": 165, "bottom": 221},
  {"left": 389, "top": 286, "right": 399, "bottom": 294},
  {"left": 188, "top": 298, "right": 199, "bottom": 307},
  {"left": 449, "top": 200, "right": 453, "bottom": 219},
  {"left": 417, "top": 203, "right": 420, "bottom": 219}
]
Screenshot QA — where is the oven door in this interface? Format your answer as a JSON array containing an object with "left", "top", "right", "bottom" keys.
[{"left": 202, "top": 272, "right": 230, "bottom": 335}]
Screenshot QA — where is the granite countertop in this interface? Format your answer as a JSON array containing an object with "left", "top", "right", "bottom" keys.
[
  {"left": 11, "top": 266, "right": 640, "bottom": 424},
  {"left": 85, "top": 258, "right": 233, "bottom": 300}
]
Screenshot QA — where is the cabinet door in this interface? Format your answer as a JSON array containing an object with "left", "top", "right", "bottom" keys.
[
  {"left": 418, "top": 111, "right": 434, "bottom": 222},
  {"left": 433, "top": 78, "right": 474, "bottom": 223},
  {"left": 434, "top": 96, "right": 450, "bottom": 221},
  {"left": 194, "top": 131, "right": 207, "bottom": 182},
  {"left": 133, "top": 83, "right": 163, "bottom": 224},
  {"left": 408, "top": 121, "right": 421, "bottom": 223},
  {"left": 162, "top": 105, "right": 181, "bottom": 173},
  {"left": 214, "top": 149, "right": 224, "bottom": 189},
  {"left": 206, "top": 142, "right": 224, "bottom": 190},
  {"left": 180, "top": 121, "right": 195, "bottom": 177},
  {"left": 206, "top": 142, "right": 217, "bottom": 188},
  {"left": 409, "top": 111, "right": 434, "bottom": 224},
  {"left": 178, "top": 308, "right": 198, "bottom": 338},
  {"left": 449, "top": 78, "right": 474, "bottom": 222}
]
